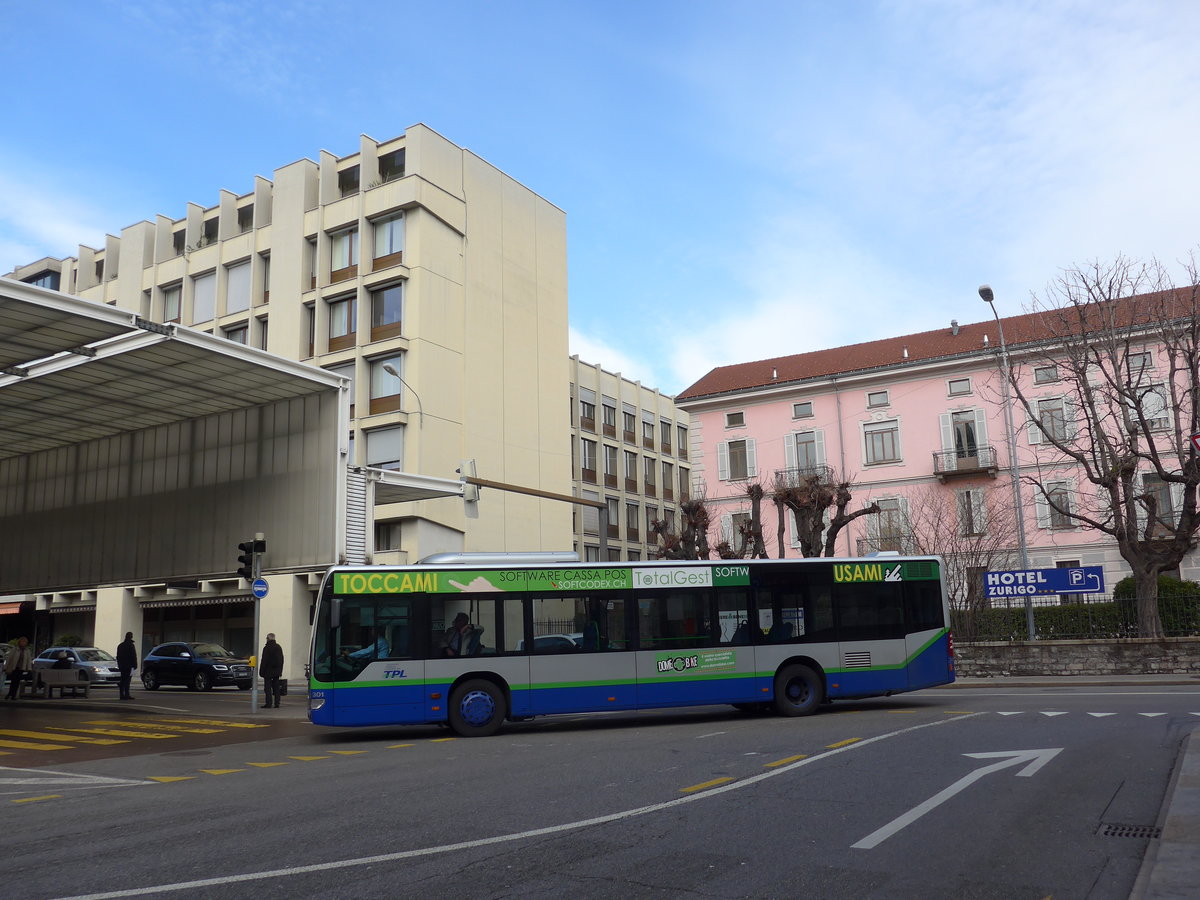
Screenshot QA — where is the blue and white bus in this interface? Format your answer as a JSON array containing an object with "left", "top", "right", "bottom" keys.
[{"left": 308, "top": 554, "right": 955, "bottom": 736}]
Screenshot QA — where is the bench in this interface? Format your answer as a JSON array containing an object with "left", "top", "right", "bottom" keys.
[{"left": 33, "top": 668, "right": 92, "bottom": 698}]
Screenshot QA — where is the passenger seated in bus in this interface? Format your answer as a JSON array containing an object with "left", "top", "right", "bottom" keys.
[
  {"left": 767, "top": 621, "right": 794, "bottom": 643},
  {"left": 729, "top": 622, "right": 751, "bottom": 645},
  {"left": 440, "top": 612, "right": 478, "bottom": 657}
]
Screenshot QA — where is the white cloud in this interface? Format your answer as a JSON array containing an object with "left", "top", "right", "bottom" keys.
[{"left": 0, "top": 170, "right": 127, "bottom": 272}]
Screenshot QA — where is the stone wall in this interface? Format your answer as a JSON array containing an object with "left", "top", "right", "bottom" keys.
[{"left": 956, "top": 637, "right": 1200, "bottom": 677}]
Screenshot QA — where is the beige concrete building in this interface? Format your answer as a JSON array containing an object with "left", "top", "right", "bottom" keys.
[
  {"left": 568, "top": 358, "right": 691, "bottom": 561},
  {"left": 6, "top": 125, "right": 572, "bottom": 667}
]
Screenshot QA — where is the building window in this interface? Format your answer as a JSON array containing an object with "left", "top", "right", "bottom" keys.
[
  {"left": 1037, "top": 481, "right": 1074, "bottom": 529},
  {"left": 226, "top": 261, "right": 251, "bottom": 314},
  {"left": 1142, "top": 473, "right": 1177, "bottom": 533},
  {"left": 369, "top": 355, "right": 404, "bottom": 415},
  {"left": 624, "top": 450, "right": 639, "bottom": 491},
  {"left": 660, "top": 420, "right": 672, "bottom": 453},
  {"left": 602, "top": 401, "right": 617, "bottom": 437},
  {"left": 947, "top": 378, "right": 972, "bottom": 396},
  {"left": 718, "top": 438, "right": 756, "bottom": 481},
  {"left": 579, "top": 388, "right": 596, "bottom": 431},
  {"left": 788, "top": 430, "right": 824, "bottom": 475},
  {"left": 330, "top": 229, "right": 359, "bottom": 281},
  {"left": 863, "top": 420, "right": 900, "bottom": 465},
  {"left": 261, "top": 254, "right": 271, "bottom": 302},
  {"left": 874, "top": 498, "right": 908, "bottom": 551},
  {"left": 237, "top": 204, "right": 254, "bottom": 233},
  {"left": 307, "top": 237, "right": 318, "bottom": 289},
  {"left": 679, "top": 467, "right": 690, "bottom": 500},
  {"left": 172, "top": 230, "right": 186, "bottom": 256},
  {"left": 725, "top": 411, "right": 745, "bottom": 428},
  {"left": 677, "top": 424, "right": 688, "bottom": 459},
  {"left": 305, "top": 304, "right": 315, "bottom": 357},
  {"left": 1033, "top": 365, "right": 1059, "bottom": 384},
  {"left": 1032, "top": 398, "right": 1068, "bottom": 442},
  {"left": 325, "top": 362, "right": 356, "bottom": 416},
  {"left": 606, "top": 497, "right": 620, "bottom": 538},
  {"left": 643, "top": 456, "right": 657, "bottom": 496},
  {"left": 1140, "top": 385, "right": 1170, "bottom": 431},
  {"left": 957, "top": 489, "right": 987, "bottom": 536},
  {"left": 604, "top": 444, "right": 618, "bottom": 487},
  {"left": 662, "top": 462, "right": 674, "bottom": 500},
  {"left": 372, "top": 213, "right": 404, "bottom": 269},
  {"left": 24, "top": 269, "right": 60, "bottom": 290},
  {"left": 626, "top": 501, "right": 640, "bottom": 541},
  {"left": 867, "top": 390, "right": 890, "bottom": 408},
  {"left": 257, "top": 317, "right": 269, "bottom": 350},
  {"left": 338, "top": 165, "right": 360, "bottom": 197},
  {"left": 162, "top": 284, "right": 181, "bottom": 323},
  {"left": 379, "top": 148, "right": 406, "bottom": 183},
  {"left": 375, "top": 521, "right": 402, "bottom": 551},
  {"left": 642, "top": 412, "right": 655, "bottom": 448},
  {"left": 370, "top": 283, "right": 403, "bottom": 341},
  {"left": 645, "top": 504, "right": 659, "bottom": 537},
  {"left": 202, "top": 217, "right": 219, "bottom": 244},
  {"left": 366, "top": 426, "right": 403, "bottom": 471},
  {"left": 1126, "top": 352, "right": 1153, "bottom": 381},
  {"left": 793, "top": 401, "right": 813, "bottom": 418},
  {"left": 192, "top": 272, "right": 216, "bottom": 323},
  {"left": 328, "top": 295, "right": 356, "bottom": 351},
  {"left": 580, "top": 438, "right": 598, "bottom": 483},
  {"left": 223, "top": 324, "right": 248, "bottom": 344},
  {"left": 622, "top": 406, "right": 636, "bottom": 442}
]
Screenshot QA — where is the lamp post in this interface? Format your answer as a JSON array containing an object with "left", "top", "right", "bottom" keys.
[
  {"left": 980, "top": 285, "right": 1034, "bottom": 640},
  {"left": 382, "top": 363, "right": 423, "bottom": 427}
]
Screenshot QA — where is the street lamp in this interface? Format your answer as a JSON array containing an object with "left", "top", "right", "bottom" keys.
[
  {"left": 382, "top": 363, "right": 423, "bottom": 427},
  {"left": 980, "top": 284, "right": 1034, "bottom": 640}
]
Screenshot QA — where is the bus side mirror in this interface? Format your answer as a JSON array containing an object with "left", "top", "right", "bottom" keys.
[{"left": 330, "top": 597, "right": 342, "bottom": 630}]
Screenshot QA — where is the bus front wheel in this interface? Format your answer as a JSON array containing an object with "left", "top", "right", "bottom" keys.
[
  {"left": 773, "top": 664, "right": 823, "bottom": 717},
  {"left": 448, "top": 679, "right": 506, "bottom": 737}
]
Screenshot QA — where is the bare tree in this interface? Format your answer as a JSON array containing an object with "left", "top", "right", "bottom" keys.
[
  {"left": 649, "top": 494, "right": 714, "bottom": 560},
  {"left": 1006, "top": 255, "right": 1200, "bottom": 637},
  {"left": 904, "top": 484, "right": 1020, "bottom": 641},
  {"left": 709, "top": 482, "right": 770, "bottom": 559},
  {"left": 772, "top": 468, "right": 880, "bottom": 557}
]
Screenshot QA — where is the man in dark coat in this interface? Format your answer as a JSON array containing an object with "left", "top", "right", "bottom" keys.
[
  {"left": 259, "top": 633, "right": 285, "bottom": 709},
  {"left": 116, "top": 632, "right": 138, "bottom": 700}
]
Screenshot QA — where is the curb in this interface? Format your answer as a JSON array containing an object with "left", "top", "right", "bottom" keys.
[{"left": 1131, "top": 727, "right": 1200, "bottom": 899}]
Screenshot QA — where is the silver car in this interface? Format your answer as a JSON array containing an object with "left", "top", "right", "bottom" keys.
[{"left": 32, "top": 647, "right": 123, "bottom": 685}]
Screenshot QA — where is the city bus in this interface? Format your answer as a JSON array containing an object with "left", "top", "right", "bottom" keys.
[{"left": 308, "top": 553, "right": 954, "bottom": 736}]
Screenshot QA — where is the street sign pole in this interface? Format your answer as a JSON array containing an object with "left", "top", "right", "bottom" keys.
[{"left": 250, "top": 531, "right": 264, "bottom": 714}]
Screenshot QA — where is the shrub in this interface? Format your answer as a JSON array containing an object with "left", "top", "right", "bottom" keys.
[{"left": 1112, "top": 576, "right": 1200, "bottom": 600}]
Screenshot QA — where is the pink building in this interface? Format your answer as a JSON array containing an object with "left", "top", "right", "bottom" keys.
[{"left": 675, "top": 300, "right": 1196, "bottom": 600}]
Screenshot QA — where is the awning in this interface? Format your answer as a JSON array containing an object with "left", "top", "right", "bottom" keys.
[
  {"left": 0, "top": 601, "right": 24, "bottom": 615},
  {"left": 140, "top": 595, "right": 252, "bottom": 610},
  {"left": 48, "top": 604, "right": 96, "bottom": 614}
]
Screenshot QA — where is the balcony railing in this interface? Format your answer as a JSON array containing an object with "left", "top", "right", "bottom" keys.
[
  {"left": 932, "top": 446, "right": 999, "bottom": 481},
  {"left": 774, "top": 465, "right": 835, "bottom": 488}
]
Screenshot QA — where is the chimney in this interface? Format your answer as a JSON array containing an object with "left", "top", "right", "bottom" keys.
[
  {"left": 771, "top": 368, "right": 777, "bottom": 379},
  {"left": 951, "top": 319, "right": 959, "bottom": 336},
  {"left": 983, "top": 334, "right": 990, "bottom": 347},
  {"left": 903, "top": 346, "right": 909, "bottom": 359}
]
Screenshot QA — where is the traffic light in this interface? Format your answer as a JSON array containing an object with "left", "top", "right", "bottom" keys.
[{"left": 236, "top": 541, "right": 256, "bottom": 581}]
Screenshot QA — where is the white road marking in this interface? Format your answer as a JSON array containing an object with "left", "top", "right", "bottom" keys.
[
  {"left": 852, "top": 748, "right": 1063, "bottom": 850},
  {"left": 1039, "top": 711, "right": 1069, "bottom": 717},
  {"left": 52, "top": 713, "right": 985, "bottom": 900},
  {"left": 0, "top": 766, "right": 144, "bottom": 792}
]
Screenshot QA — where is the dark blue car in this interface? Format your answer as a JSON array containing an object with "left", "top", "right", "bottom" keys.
[{"left": 140, "top": 641, "right": 253, "bottom": 692}]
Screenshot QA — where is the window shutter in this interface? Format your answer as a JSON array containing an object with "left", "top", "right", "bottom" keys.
[
  {"left": 720, "top": 514, "right": 733, "bottom": 545},
  {"left": 1064, "top": 398, "right": 1078, "bottom": 438},
  {"left": 746, "top": 439, "right": 757, "bottom": 477},
  {"left": 974, "top": 489, "right": 988, "bottom": 534},
  {"left": 939, "top": 413, "right": 955, "bottom": 471},
  {"left": 814, "top": 430, "right": 826, "bottom": 465},
  {"left": 1028, "top": 405, "right": 1043, "bottom": 445},
  {"left": 717, "top": 442, "right": 730, "bottom": 481},
  {"left": 784, "top": 433, "right": 797, "bottom": 471},
  {"left": 1035, "top": 489, "right": 1050, "bottom": 528},
  {"left": 1170, "top": 481, "right": 1184, "bottom": 527},
  {"left": 973, "top": 408, "right": 989, "bottom": 447}
]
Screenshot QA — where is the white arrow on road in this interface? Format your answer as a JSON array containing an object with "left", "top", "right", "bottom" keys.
[
  {"left": 852, "top": 748, "right": 1063, "bottom": 850},
  {"left": 0, "top": 766, "right": 144, "bottom": 790}
]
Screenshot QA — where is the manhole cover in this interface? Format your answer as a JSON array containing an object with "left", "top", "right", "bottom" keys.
[{"left": 1100, "top": 823, "right": 1162, "bottom": 839}]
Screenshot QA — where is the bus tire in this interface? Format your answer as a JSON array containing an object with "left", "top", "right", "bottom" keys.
[
  {"left": 773, "top": 664, "right": 823, "bottom": 717},
  {"left": 448, "top": 679, "right": 506, "bottom": 737}
]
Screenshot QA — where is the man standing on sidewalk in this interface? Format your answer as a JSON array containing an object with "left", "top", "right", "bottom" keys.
[
  {"left": 259, "top": 633, "right": 285, "bottom": 709},
  {"left": 116, "top": 632, "right": 138, "bottom": 700},
  {"left": 4, "top": 636, "right": 32, "bottom": 700}
]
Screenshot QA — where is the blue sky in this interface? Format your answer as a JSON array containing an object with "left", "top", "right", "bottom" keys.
[{"left": 3, "top": 1, "right": 1199, "bottom": 395}]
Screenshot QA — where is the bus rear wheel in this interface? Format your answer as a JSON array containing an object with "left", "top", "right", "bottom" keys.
[
  {"left": 773, "top": 664, "right": 823, "bottom": 717},
  {"left": 448, "top": 679, "right": 506, "bottom": 737}
]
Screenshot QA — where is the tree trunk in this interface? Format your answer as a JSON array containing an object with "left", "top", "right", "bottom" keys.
[{"left": 1132, "top": 569, "right": 1165, "bottom": 639}]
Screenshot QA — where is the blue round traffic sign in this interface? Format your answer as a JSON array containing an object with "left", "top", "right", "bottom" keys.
[{"left": 251, "top": 578, "right": 269, "bottom": 599}]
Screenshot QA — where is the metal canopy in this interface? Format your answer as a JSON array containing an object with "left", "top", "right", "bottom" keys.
[
  {"left": 0, "top": 279, "right": 345, "bottom": 461},
  {"left": 366, "top": 467, "right": 465, "bottom": 504}
]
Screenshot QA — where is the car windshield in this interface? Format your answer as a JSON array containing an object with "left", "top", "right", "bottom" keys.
[
  {"left": 190, "top": 643, "right": 235, "bottom": 658},
  {"left": 77, "top": 649, "right": 115, "bottom": 662}
]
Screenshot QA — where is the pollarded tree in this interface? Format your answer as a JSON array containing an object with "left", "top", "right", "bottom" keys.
[
  {"left": 1006, "top": 255, "right": 1200, "bottom": 638},
  {"left": 649, "top": 494, "right": 715, "bottom": 560},
  {"left": 771, "top": 468, "right": 879, "bottom": 557}
]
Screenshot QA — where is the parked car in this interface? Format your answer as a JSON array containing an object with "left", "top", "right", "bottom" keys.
[
  {"left": 32, "top": 647, "right": 122, "bottom": 685},
  {"left": 140, "top": 642, "right": 253, "bottom": 691}
]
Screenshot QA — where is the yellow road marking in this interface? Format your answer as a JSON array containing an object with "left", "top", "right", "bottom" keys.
[
  {"left": 288, "top": 756, "right": 329, "bottom": 761},
  {"left": 887, "top": 709, "right": 918, "bottom": 714},
  {"left": 82, "top": 720, "right": 223, "bottom": 734},
  {"left": 45, "top": 727, "right": 177, "bottom": 740},
  {"left": 199, "top": 769, "right": 244, "bottom": 775},
  {"left": 246, "top": 762, "right": 289, "bottom": 768},
  {"left": 13, "top": 795, "right": 62, "bottom": 803},
  {"left": 0, "top": 739, "right": 74, "bottom": 751},
  {"left": 826, "top": 738, "right": 861, "bottom": 749},
  {"left": 154, "top": 718, "right": 267, "bottom": 729},
  {"left": 764, "top": 754, "right": 808, "bottom": 768},
  {"left": 389, "top": 744, "right": 414, "bottom": 749},
  {"left": 328, "top": 750, "right": 368, "bottom": 755},
  {"left": 0, "top": 730, "right": 127, "bottom": 745},
  {"left": 430, "top": 738, "right": 456, "bottom": 743},
  {"left": 148, "top": 776, "right": 195, "bottom": 783},
  {"left": 680, "top": 777, "right": 735, "bottom": 793}
]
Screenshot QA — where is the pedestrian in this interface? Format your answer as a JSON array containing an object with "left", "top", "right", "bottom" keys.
[
  {"left": 4, "top": 636, "right": 33, "bottom": 700},
  {"left": 259, "top": 633, "right": 285, "bottom": 709},
  {"left": 116, "top": 632, "right": 138, "bottom": 700}
]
